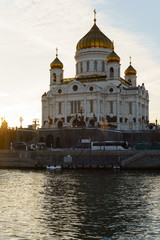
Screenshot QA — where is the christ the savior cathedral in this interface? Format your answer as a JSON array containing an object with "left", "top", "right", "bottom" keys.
[{"left": 41, "top": 12, "right": 149, "bottom": 131}]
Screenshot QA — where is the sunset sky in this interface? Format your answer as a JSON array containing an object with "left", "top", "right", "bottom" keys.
[{"left": 0, "top": 0, "right": 160, "bottom": 127}]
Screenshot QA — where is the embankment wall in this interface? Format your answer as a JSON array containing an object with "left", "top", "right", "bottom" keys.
[{"left": 0, "top": 150, "right": 160, "bottom": 169}]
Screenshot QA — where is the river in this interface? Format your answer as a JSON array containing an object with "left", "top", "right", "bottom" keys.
[{"left": 0, "top": 169, "right": 160, "bottom": 239}]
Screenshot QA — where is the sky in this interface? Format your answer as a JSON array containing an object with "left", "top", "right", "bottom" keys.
[{"left": 0, "top": 0, "right": 160, "bottom": 127}]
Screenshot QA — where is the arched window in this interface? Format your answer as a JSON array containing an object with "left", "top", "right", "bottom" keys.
[
  {"left": 102, "top": 61, "right": 105, "bottom": 72},
  {"left": 81, "top": 62, "right": 83, "bottom": 73},
  {"left": 94, "top": 60, "right": 97, "bottom": 71},
  {"left": 110, "top": 67, "right": 114, "bottom": 78},
  {"left": 87, "top": 61, "right": 90, "bottom": 72},
  {"left": 58, "top": 121, "right": 63, "bottom": 128},
  {"left": 76, "top": 64, "right": 78, "bottom": 74},
  {"left": 128, "top": 79, "right": 132, "bottom": 85},
  {"left": 118, "top": 68, "right": 120, "bottom": 77},
  {"left": 52, "top": 73, "right": 56, "bottom": 82}
]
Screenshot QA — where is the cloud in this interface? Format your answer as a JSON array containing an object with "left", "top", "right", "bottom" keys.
[
  {"left": 0, "top": 93, "right": 8, "bottom": 97},
  {"left": 0, "top": 0, "right": 160, "bottom": 126}
]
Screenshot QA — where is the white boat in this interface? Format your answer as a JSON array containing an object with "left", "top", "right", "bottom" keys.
[
  {"left": 113, "top": 165, "right": 120, "bottom": 169},
  {"left": 46, "top": 165, "right": 61, "bottom": 170}
]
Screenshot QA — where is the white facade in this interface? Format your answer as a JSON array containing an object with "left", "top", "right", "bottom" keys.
[{"left": 42, "top": 18, "right": 149, "bottom": 131}]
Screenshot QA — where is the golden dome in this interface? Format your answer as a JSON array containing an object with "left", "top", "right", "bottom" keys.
[
  {"left": 50, "top": 57, "right": 63, "bottom": 69},
  {"left": 76, "top": 23, "right": 113, "bottom": 51},
  {"left": 106, "top": 50, "right": 120, "bottom": 63},
  {"left": 125, "top": 64, "right": 136, "bottom": 76}
]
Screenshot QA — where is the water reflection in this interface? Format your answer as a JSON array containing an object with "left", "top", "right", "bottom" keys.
[{"left": 0, "top": 169, "right": 160, "bottom": 239}]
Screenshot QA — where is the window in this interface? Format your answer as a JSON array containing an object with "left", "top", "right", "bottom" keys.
[
  {"left": 71, "top": 102, "right": 73, "bottom": 113},
  {"left": 89, "top": 86, "right": 93, "bottom": 91},
  {"left": 76, "top": 64, "right": 78, "bottom": 74},
  {"left": 71, "top": 101, "right": 81, "bottom": 114},
  {"left": 118, "top": 68, "right": 120, "bottom": 77},
  {"left": 59, "top": 102, "right": 61, "bottom": 114},
  {"left": 78, "top": 101, "right": 80, "bottom": 112},
  {"left": 81, "top": 62, "right": 83, "bottom": 73},
  {"left": 128, "top": 79, "right": 132, "bottom": 84},
  {"left": 110, "top": 101, "right": 113, "bottom": 113},
  {"left": 129, "top": 102, "right": 132, "bottom": 114},
  {"left": 52, "top": 73, "right": 56, "bottom": 82},
  {"left": 74, "top": 101, "right": 77, "bottom": 113},
  {"left": 110, "top": 67, "right": 114, "bottom": 78},
  {"left": 94, "top": 61, "right": 97, "bottom": 71},
  {"left": 102, "top": 61, "right": 105, "bottom": 72},
  {"left": 73, "top": 85, "right": 78, "bottom": 91},
  {"left": 87, "top": 61, "right": 90, "bottom": 72},
  {"left": 90, "top": 100, "right": 93, "bottom": 112}
]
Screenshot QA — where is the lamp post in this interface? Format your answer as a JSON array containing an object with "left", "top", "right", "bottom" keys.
[{"left": 19, "top": 117, "right": 23, "bottom": 129}]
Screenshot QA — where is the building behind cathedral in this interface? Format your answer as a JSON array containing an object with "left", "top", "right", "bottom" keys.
[{"left": 41, "top": 13, "right": 149, "bottom": 131}]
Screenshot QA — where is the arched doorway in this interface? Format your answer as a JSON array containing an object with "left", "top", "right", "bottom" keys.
[
  {"left": 89, "top": 119, "right": 95, "bottom": 127},
  {"left": 46, "top": 135, "right": 54, "bottom": 148},
  {"left": 56, "top": 137, "right": 61, "bottom": 148},
  {"left": 58, "top": 121, "right": 63, "bottom": 128},
  {"left": 72, "top": 119, "right": 79, "bottom": 127}
]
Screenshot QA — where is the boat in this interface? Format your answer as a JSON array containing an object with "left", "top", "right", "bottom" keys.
[
  {"left": 46, "top": 165, "right": 61, "bottom": 170},
  {"left": 112, "top": 165, "right": 120, "bottom": 169}
]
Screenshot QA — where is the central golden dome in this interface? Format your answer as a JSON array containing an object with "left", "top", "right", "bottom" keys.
[{"left": 76, "top": 23, "right": 113, "bottom": 51}]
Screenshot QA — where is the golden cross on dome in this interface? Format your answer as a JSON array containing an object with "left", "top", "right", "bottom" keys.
[
  {"left": 130, "top": 56, "right": 131, "bottom": 65},
  {"left": 56, "top": 48, "right": 58, "bottom": 57},
  {"left": 94, "top": 9, "right": 96, "bottom": 24}
]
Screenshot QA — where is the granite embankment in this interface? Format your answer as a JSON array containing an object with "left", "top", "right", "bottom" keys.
[{"left": 0, "top": 149, "right": 160, "bottom": 169}]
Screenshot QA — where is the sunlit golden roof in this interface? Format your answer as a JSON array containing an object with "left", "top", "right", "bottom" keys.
[
  {"left": 50, "top": 48, "right": 63, "bottom": 69},
  {"left": 76, "top": 23, "right": 113, "bottom": 51},
  {"left": 125, "top": 64, "right": 136, "bottom": 76},
  {"left": 106, "top": 50, "right": 120, "bottom": 63},
  {"left": 50, "top": 57, "right": 63, "bottom": 69}
]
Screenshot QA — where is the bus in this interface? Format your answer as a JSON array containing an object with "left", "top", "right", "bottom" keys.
[{"left": 91, "top": 141, "right": 128, "bottom": 150}]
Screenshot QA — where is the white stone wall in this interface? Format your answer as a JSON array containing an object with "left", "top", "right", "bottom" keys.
[
  {"left": 75, "top": 47, "right": 111, "bottom": 77},
  {"left": 42, "top": 77, "right": 149, "bottom": 131}
]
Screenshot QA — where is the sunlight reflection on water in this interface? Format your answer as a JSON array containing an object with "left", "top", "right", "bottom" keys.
[{"left": 0, "top": 169, "right": 160, "bottom": 239}]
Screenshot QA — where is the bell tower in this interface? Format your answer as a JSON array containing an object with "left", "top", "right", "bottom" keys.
[
  {"left": 124, "top": 57, "right": 137, "bottom": 87},
  {"left": 106, "top": 44, "right": 120, "bottom": 80},
  {"left": 50, "top": 48, "right": 63, "bottom": 87}
]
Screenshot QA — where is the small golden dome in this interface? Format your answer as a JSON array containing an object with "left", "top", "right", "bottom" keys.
[
  {"left": 50, "top": 57, "right": 63, "bottom": 69},
  {"left": 76, "top": 23, "right": 113, "bottom": 51},
  {"left": 125, "top": 64, "right": 136, "bottom": 76},
  {"left": 106, "top": 51, "right": 120, "bottom": 63}
]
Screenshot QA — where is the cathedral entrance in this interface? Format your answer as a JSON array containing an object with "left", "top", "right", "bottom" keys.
[
  {"left": 72, "top": 119, "right": 86, "bottom": 128},
  {"left": 56, "top": 137, "right": 61, "bottom": 148},
  {"left": 58, "top": 121, "right": 63, "bottom": 128},
  {"left": 89, "top": 119, "right": 95, "bottom": 127},
  {"left": 46, "top": 135, "right": 54, "bottom": 148}
]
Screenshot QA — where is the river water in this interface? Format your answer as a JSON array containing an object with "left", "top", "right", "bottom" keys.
[{"left": 0, "top": 169, "right": 160, "bottom": 240}]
